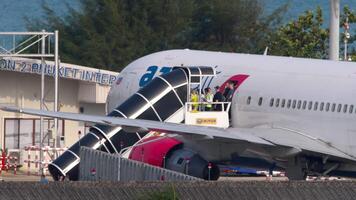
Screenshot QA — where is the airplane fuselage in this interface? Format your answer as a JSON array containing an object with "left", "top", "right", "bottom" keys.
[{"left": 107, "top": 49, "right": 356, "bottom": 175}]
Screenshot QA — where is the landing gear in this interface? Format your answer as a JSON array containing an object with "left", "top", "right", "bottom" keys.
[
  {"left": 284, "top": 155, "right": 342, "bottom": 181},
  {"left": 285, "top": 157, "right": 307, "bottom": 180}
]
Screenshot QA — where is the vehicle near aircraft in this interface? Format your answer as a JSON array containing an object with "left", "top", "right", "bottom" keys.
[{"left": 3, "top": 49, "right": 356, "bottom": 181}]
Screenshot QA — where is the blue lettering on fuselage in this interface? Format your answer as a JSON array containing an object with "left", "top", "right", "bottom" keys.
[
  {"left": 139, "top": 65, "right": 221, "bottom": 89},
  {"left": 139, "top": 66, "right": 172, "bottom": 87}
]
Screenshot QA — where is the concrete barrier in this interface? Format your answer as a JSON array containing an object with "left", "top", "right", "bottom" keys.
[{"left": 79, "top": 147, "right": 201, "bottom": 181}]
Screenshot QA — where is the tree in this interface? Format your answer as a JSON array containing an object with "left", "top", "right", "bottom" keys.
[
  {"left": 189, "top": 0, "right": 288, "bottom": 53},
  {"left": 28, "top": 0, "right": 196, "bottom": 70},
  {"left": 27, "top": 0, "right": 287, "bottom": 71},
  {"left": 269, "top": 6, "right": 356, "bottom": 61},
  {"left": 268, "top": 7, "right": 328, "bottom": 59}
]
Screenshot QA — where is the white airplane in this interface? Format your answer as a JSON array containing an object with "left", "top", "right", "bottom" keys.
[{"left": 3, "top": 49, "right": 356, "bottom": 181}]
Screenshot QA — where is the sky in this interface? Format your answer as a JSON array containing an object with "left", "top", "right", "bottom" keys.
[{"left": 0, "top": 0, "right": 355, "bottom": 31}]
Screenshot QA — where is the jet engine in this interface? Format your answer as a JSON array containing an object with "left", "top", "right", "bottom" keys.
[{"left": 129, "top": 136, "right": 220, "bottom": 180}]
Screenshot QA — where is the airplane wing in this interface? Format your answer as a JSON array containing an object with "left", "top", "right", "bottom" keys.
[{"left": 2, "top": 106, "right": 355, "bottom": 162}]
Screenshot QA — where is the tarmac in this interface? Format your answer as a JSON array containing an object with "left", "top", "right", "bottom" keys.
[
  {"left": 0, "top": 171, "right": 286, "bottom": 182},
  {"left": 0, "top": 171, "right": 53, "bottom": 182}
]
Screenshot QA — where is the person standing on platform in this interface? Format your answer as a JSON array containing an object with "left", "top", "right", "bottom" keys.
[
  {"left": 191, "top": 90, "right": 199, "bottom": 111},
  {"left": 204, "top": 87, "right": 213, "bottom": 111},
  {"left": 225, "top": 81, "right": 237, "bottom": 102},
  {"left": 200, "top": 89, "right": 206, "bottom": 111},
  {"left": 213, "top": 86, "right": 225, "bottom": 111},
  {"left": 223, "top": 82, "right": 231, "bottom": 99}
]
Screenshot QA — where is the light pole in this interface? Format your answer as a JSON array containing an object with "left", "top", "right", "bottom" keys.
[
  {"left": 117, "top": 141, "right": 124, "bottom": 181},
  {"left": 329, "top": 0, "right": 340, "bottom": 61},
  {"left": 39, "top": 30, "right": 46, "bottom": 177},
  {"left": 343, "top": 16, "right": 351, "bottom": 61},
  {"left": 54, "top": 30, "right": 59, "bottom": 148},
  {"left": 208, "top": 162, "right": 212, "bottom": 181},
  {"left": 185, "top": 158, "right": 190, "bottom": 175}
]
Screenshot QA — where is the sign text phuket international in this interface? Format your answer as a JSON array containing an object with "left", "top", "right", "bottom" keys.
[{"left": 0, "top": 58, "right": 118, "bottom": 85}]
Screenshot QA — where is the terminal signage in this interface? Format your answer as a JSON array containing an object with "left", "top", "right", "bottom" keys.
[{"left": 0, "top": 58, "right": 119, "bottom": 85}]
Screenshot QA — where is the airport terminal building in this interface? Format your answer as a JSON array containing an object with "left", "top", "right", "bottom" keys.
[{"left": 0, "top": 57, "right": 119, "bottom": 151}]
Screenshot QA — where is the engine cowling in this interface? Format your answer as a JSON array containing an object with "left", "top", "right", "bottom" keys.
[
  {"left": 128, "top": 136, "right": 182, "bottom": 167},
  {"left": 165, "top": 148, "right": 220, "bottom": 180},
  {"left": 129, "top": 136, "right": 220, "bottom": 180}
]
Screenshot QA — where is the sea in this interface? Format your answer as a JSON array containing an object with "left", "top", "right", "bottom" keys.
[{"left": 0, "top": 0, "right": 355, "bottom": 31}]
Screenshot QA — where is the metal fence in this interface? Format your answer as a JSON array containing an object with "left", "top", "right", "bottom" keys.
[{"left": 79, "top": 147, "right": 202, "bottom": 181}]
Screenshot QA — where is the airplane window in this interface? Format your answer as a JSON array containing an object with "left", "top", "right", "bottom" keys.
[
  {"left": 297, "top": 100, "right": 302, "bottom": 109},
  {"left": 331, "top": 103, "right": 336, "bottom": 112},
  {"left": 308, "top": 101, "right": 313, "bottom": 110},
  {"left": 270, "top": 98, "right": 274, "bottom": 107},
  {"left": 314, "top": 102, "right": 318, "bottom": 111},
  {"left": 275, "top": 98, "right": 280, "bottom": 107},
  {"left": 292, "top": 100, "right": 296, "bottom": 109},
  {"left": 281, "top": 99, "right": 286, "bottom": 108},
  {"left": 320, "top": 102, "right": 324, "bottom": 111},
  {"left": 337, "top": 104, "right": 342, "bottom": 112},
  {"left": 258, "top": 97, "right": 263, "bottom": 106},
  {"left": 302, "top": 101, "right": 307, "bottom": 109},
  {"left": 343, "top": 104, "right": 348, "bottom": 113},
  {"left": 287, "top": 99, "right": 291, "bottom": 108},
  {"left": 326, "top": 103, "right": 330, "bottom": 111},
  {"left": 349, "top": 105, "right": 354, "bottom": 114},
  {"left": 247, "top": 96, "right": 251, "bottom": 105}
]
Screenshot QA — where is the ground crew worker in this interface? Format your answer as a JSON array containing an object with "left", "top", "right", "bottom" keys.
[
  {"left": 191, "top": 90, "right": 199, "bottom": 111},
  {"left": 204, "top": 87, "right": 213, "bottom": 111}
]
